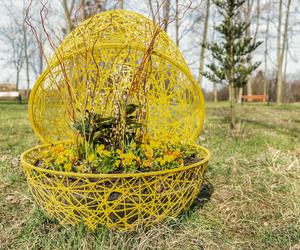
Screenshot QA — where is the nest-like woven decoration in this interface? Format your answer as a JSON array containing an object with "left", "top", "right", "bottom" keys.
[
  {"left": 21, "top": 144, "right": 210, "bottom": 230},
  {"left": 21, "top": 10, "right": 209, "bottom": 230},
  {"left": 29, "top": 10, "right": 205, "bottom": 143}
]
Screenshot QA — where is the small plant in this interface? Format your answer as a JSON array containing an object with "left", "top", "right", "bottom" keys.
[
  {"left": 73, "top": 103, "right": 141, "bottom": 151},
  {"left": 33, "top": 101, "right": 203, "bottom": 174},
  {"left": 34, "top": 137, "right": 202, "bottom": 174}
]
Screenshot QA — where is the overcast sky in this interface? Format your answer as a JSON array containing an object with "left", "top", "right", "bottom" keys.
[{"left": 0, "top": 0, "right": 299, "bottom": 91}]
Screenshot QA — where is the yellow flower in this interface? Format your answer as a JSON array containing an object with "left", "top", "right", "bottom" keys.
[
  {"left": 115, "top": 160, "right": 121, "bottom": 167},
  {"left": 63, "top": 148, "right": 78, "bottom": 161},
  {"left": 172, "top": 151, "right": 181, "bottom": 158},
  {"left": 88, "top": 153, "right": 96, "bottom": 163},
  {"left": 96, "top": 144, "right": 105, "bottom": 154},
  {"left": 55, "top": 154, "right": 67, "bottom": 165},
  {"left": 149, "top": 140, "right": 161, "bottom": 149},
  {"left": 145, "top": 152, "right": 153, "bottom": 160},
  {"left": 143, "top": 159, "right": 152, "bottom": 167},
  {"left": 41, "top": 150, "right": 50, "bottom": 158},
  {"left": 164, "top": 154, "right": 176, "bottom": 163},
  {"left": 131, "top": 142, "right": 137, "bottom": 149},
  {"left": 142, "top": 144, "right": 154, "bottom": 159},
  {"left": 64, "top": 163, "right": 72, "bottom": 172},
  {"left": 102, "top": 150, "right": 112, "bottom": 157},
  {"left": 179, "top": 159, "right": 184, "bottom": 166},
  {"left": 158, "top": 157, "right": 166, "bottom": 165},
  {"left": 116, "top": 149, "right": 123, "bottom": 155},
  {"left": 120, "top": 152, "right": 139, "bottom": 166},
  {"left": 52, "top": 144, "right": 65, "bottom": 153},
  {"left": 77, "top": 165, "right": 85, "bottom": 173}
]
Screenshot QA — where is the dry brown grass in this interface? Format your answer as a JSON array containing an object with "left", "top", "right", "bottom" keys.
[{"left": 0, "top": 102, "right": 299, "bottom": 249}]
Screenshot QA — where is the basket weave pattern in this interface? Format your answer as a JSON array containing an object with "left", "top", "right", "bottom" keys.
[
  {"left": 22, "top": 145, "right": 209, "bottom": 230},
  {"left": 29, "top": 10, "right": 205, "bottom": 143}
]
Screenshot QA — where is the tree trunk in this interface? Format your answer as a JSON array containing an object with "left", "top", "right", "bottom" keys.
[
  {"left": 16, "top": 71, "right": 20, "bottom": 91},
  {"left": 213, "top": 82, "right": 217, "bottom": 102},
  {"left": 247, "top": 77, "right": 253, "bottom": 96},
  {"left": 62, "top": 0, "right": 74, "bottom": 34},
  {"left": 245, "top": 0, "right": 254, "bottom": 100},
  {"left": 277, "top": 0, "right": 291, "bottom": 104},
  {"left": 198, "top": 0, "right": 210, "bottom": 86},
  {"left": 283, "top": 35, "right": 288, "bottom": 102},
  {"left": 119, "top": 0, "right": 124, "bottom": 9},
  {"left": 228, "top": 5, "right": 235, "bottom": 129},
  {"left": 253, "top": 0, "right": 260, "bottom": 43},
  {"left": 162, "top": 0, "right": 171, "bottom": 32},
  {"left": 37, "top": 26, "right": 44, "bottom": 75},
  {"left": 276, "top": 0, "right": 282, "bottom": 72},
  {"left": 237, "top": 87, "right": 243, "bottom": 104},
  {"left": 175, "top": 0, "right": 179, "bottom": 47},
  {"left": 212, "top": 10, "right": 217, "bottom": 102},
  {"left": 38, "top": 46, "right": 43, "bottom": 75},
  {"left": 263, "top": 0, "right": 271, "bottom": 98},
  {"left": 23, "top": 21, "right": 30, "bottom": 98},
  {"left": 276, "top": 0, "right": 283, "bottom": 103},
  {"left": 80, "top": 0, "right": 87, "bottom": 21},
  {"left": 230, "top": 83, "right": 236, "bottom": 129}
]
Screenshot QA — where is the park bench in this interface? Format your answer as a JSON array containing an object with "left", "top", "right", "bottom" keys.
[
  {"left": 241, "top": 95, "right": 268, "bottom": 102},
  {"left": 0, "top": 91, "right": 22, "bottom": 104}
]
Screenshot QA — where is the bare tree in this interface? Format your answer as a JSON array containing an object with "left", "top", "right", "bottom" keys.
[
  {"left": 162, "top": 0, "right": 171, "bottom": 32},
  {"left": 119, "top": 0, "right": 124, "bottom": 9},
  {"left": 30, "top": 24, "right": 46, "bottom": 77},
  {"left": 245, "top": 0, "right": 255, "bottom": 98},
  {"left": 21, "top": 0, "right": 31, "bottom": 96},
  {"left": 197, "top": 0, "right": 210, "bottom": 86},
  {"left": 0, "top": 24, "right": 24, "bottom": 90},
  {"left": 61, "top": 0, "right": 76, "bottom": 34},
  {"left": 61, "top": 0, "right": 107, "bottom": 35},
  {"left": 175, "top": 0, "right": 179, "bottom": 46},
  {"left": 211, "top": 11, "right": 217, "bottom": 102},
  {"left": 173, "top": 0, "right": 200, "bottom": 47},
  {"left": 79, "top": 0, "right": 107, "bottom": 21},
  {"left": 276, "top": 0, "right": 292, "bottom": 104},
  {"left": 0, "top": 1, "right": 34, "bottom": 92},
  {"left": 263, "top": 0, "right": 271, "bottom": 98}
]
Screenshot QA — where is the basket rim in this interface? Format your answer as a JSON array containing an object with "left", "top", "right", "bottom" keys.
[{"left": 21, "top": 143, "right": 210, "bottom": 178}]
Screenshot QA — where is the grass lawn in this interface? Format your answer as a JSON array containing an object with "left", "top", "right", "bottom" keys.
[{"left": 0, "top": 102, "right": 299, "bottom": 249}]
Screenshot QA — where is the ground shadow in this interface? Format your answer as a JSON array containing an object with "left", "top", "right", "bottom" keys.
[
  {"left": 175, "top": 180, "right": 214, "bottom": 224},
  {"left": 242, "top": 119, "right": 300, "bottom": 138},
  {"left": 191, "top": 180, "right": 214, "bottom": 209}
]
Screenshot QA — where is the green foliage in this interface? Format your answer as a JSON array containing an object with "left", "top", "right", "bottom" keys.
[
  {"left": 203, "top": 0, "right": 262, "bottom": 88},
  {"left": 73, "top": 104, "right": 141, "bottom": 151}
]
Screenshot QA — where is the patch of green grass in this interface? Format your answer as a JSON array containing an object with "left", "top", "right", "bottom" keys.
[{"left": 0, "top": 102, "right": 299, "bottom": 249}]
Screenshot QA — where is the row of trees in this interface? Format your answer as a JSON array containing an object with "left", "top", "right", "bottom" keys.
[
  {"left": 205, "top": 70, "right": 300, "bottom": 103},
  {"left": 198, "top": 0, "right": 297, "bottom": 106},
  {"left": 0, "top": 0, "right": 299, "bottom": 106}
]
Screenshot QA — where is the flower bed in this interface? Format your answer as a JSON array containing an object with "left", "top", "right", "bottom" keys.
[{"left": 21, "top": 143, "right": 210, "bottom": 230}]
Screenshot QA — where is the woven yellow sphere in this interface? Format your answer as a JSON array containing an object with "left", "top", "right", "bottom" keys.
[
  {"left": 22, "top": 10, "right": 210, "bottom": 231},
  {"left": 29, "top": 10, "right": 205, "bottom": 144}
]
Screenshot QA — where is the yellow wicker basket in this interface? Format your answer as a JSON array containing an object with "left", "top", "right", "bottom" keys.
[
  {"left": 21, "top": 10, "right": 210, "bottom": 230},
  {"left": 21, "top": 144, "right": 210, "bottom": 230}
]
